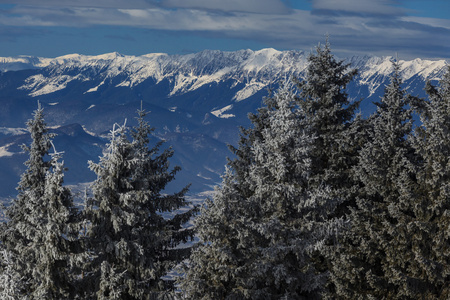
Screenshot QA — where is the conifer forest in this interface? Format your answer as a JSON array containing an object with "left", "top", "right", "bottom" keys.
[{"left": 1, "top": 42, "right": 449, "bottom": 299}]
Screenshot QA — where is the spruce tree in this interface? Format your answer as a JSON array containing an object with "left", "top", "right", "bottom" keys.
[
  {"left": 328, "top": 61, "right": 418, "bottom": 298},
  {"left": 225, "top": 94, "right": 272, "bottom": 200},
  {"left": 404, "top": 66, "right": 450, "bottom": 298},
  {"left": 0, "top": 248, "right": 24, "bottom": 299},
  {"left": 180, "top": 96, "right": 273, "bottom": 298},
  {"left": 293, "top": 40, "right": 364, "bottom": 295},
  {"left": 296, "top": 39, "right": 360, "bottom": 213},
  {"left": 35, "top": 149, "right": 81, "bottom": 299},
  {"left": 182, "top": 81, "right": 339, "bottom": 299},
  {"left": 84, "top": 109, "right": 196, "bottom": 299},
  {"left": 0, "top": 104, "right": 79, "bottom": 299}
]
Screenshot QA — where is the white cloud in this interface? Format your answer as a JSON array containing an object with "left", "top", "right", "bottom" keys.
[
  {"left": 402, "top": 15, "right": 450, "bottom": 30},
  {"left": 312, "top": 0, "right": 404, "bottom": 15},
  {"left": 161, "top": 0, "right": 290, "bottom": 14}
]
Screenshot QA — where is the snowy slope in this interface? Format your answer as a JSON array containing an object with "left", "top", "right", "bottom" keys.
[
  {"left": 1, "top": 49, "right": 446, "bottom": 103},
  {"left": 348, "top": 55, "right": 447, "bottom": 97},
  {"left": 6, "top": 49, "right": 306, "bottom": 101}
]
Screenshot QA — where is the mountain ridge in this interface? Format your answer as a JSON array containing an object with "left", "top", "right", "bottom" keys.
[{"left": 1, "top": 49, "right": 446, "bottom": 101}]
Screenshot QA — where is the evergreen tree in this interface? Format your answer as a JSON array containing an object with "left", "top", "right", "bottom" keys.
[
  {"left": 0, "top": 105, "right": 79, "bottom": 299},
  {"left": 179, "top": 91, "right": 281, "bottom": 298},
  {"left": 224, "top": 91, "right": 273, "bottom": 201},
  {"left": 404, "top": 66, "right": 450, "bottom": 298},
  {"left": 182, "top": 81, "right": 339, "bottom": 299},
  {"left": 296, "top": 39, "right": 360, "bottom": 212},
  {"left": 180, "top": 167, "right": 257, "bottom": 299},
  {"left": 294, "top": 39, "right": 365, "bottom": 294},
  {"left": 35, "top": 149, "right": 81, "bottom": 299},
  {"left": 329, "top": 61, "right": 418, "bottom": 298},
  {"left": 0, "top": 248, "right": 24, "bottom": 299},
  {"left": 84, "top": 109, "right": 196, "bottom": 299}
]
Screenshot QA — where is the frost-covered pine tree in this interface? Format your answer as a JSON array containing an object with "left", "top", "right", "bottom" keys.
[
  {"left": 404, "top": 66, "right": 450, "bottom": 298},
  {"left": 296, "top": 39, "right": 360, "bottom": 214},
  {"left": 328, "top": 61, "right": 419, "bottom": 298},
  {"left": 291, "top": 40, "right": 365, "bottom": 294},
  {"left": 1, "top": 104, "right": 79, "bottom": 299},
  {"left": 84, "top": 108, "right": 196, "bottom": 299},
  {"left": 180, "top": 101, "right": 270, "bottom": 299},
  {"left": 226, "top": 94, "right": 272, "bottom": 199},
  {"left": 34, "top": 149, "right": 81, "bottom": 299},
  {"left": 0, "top": 248, "right": 24, "bottom": 299},
  {"left": 182, "top": 81, "right": 339, "bottom": 299}
]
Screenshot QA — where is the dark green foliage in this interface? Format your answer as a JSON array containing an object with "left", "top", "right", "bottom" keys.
[
  {"left": 295, "top": 40, "right": 364, "bottom": 294},
  {"left": 0, "top": 248, "right": 23, "bottom": 299}
]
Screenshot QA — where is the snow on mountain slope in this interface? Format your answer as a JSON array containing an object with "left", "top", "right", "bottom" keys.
[
  {"left": 0, "top": 49, "right": 446, "bottom": 102},
  {"left": 354, "top": 55, "right": 447, "bottom": 96},
  {"left": 211, "top": 105, "right": 235, "bottom": 119},
  {"left": 0, "top": 127, "right": 27, "bottom": 136},
  {"left": 1, "top": 49, "right": 309, "bottom": 99}
]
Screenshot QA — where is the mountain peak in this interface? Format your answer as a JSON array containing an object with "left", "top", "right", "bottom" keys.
[
  {"left": 254, "top": 48, "right": 282, "bottom": 56},
  {"left": 92, "top": 52, "right": 125, "bottom": 60}
]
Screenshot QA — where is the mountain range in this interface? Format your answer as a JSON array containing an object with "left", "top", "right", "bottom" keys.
[{"left": 0, "top": 49, "right": 447, "bottom": 198}]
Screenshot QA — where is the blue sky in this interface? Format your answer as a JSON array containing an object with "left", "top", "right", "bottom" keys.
[{"left": 0, "top": 0, "right": 449, "bottom": 59}]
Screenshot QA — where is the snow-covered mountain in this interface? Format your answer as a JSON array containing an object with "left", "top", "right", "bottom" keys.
[
  {"left": 0, "top": 49, "right": 447, "bottom": 197},
  {"left": 2, "top": 49, "right": 446, "bottom": 101}
]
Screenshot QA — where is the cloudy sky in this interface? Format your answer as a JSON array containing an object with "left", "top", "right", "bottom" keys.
[{"left": 0, "top": 0, "right": 449, "bottom": 59}]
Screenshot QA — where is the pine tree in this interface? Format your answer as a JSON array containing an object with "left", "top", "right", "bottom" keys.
[
  {"left": 84, "top": 109, "right": 196, "bottom": 299},
  {"left": 35, "top": 149, "right": 81, "bottom": 299},
  {"left": 244, "top": 80, "right": 339, "bottom": 298},
  {"left": 179, "top": 90, "right": 279, "bottom": 298},
  {"left": 226, "top": 92, "right": 272, "bottom": 200},
  {"left": 180, "top": 167, "right": 256, "bottom": 299},
  {"left": 0, "top": 104, "right": 79, "bottom": 299},
  {"left": 291, "top": 40, "right": 365, "bottom": 295},
  {"left": 328, "top": 61, "right": 419, "bottom": 298},
  {"left": 296, "top": 39, "right": 360, "bottom": 213},
  {"left": 0, "top": 248, "right": 24, "bottom": 299},
  {"left": 403, "top": 66, "right": 450, "bottom": 298},
  {"left": 182, "top": 81, "right": 339, "bottom": 299}
]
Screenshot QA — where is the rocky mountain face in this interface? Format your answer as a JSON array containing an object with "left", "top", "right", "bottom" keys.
[{"left": 0, "top": 49, "right": 447, "bottom": 197}]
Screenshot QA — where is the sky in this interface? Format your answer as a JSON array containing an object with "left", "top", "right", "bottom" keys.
[{"left": 0, "top": 0, "right": 449, "bottom": 59}]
